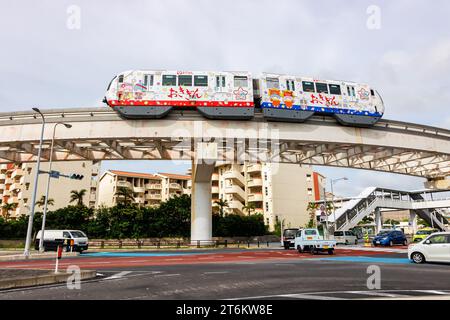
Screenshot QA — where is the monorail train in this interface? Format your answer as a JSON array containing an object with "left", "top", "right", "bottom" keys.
[{"left": 104, "top": 70, "right": 385, "bottom": 126}]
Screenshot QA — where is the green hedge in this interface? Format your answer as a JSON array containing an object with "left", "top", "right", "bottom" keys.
[{"left": 0, "top": 195, "right": 268, "bottom": 239}]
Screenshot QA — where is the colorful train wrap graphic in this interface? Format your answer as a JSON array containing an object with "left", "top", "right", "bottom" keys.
[{"left": 104, "top": 70, "right": 385, "bottom": 126}]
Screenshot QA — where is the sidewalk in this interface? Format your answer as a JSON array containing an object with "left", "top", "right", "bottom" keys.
[
  {"left": 0, "top": 251, "right": 79, "bottom": 262},
  {"left": 0, "top": 268, "right": 96, "bottom": 290}
]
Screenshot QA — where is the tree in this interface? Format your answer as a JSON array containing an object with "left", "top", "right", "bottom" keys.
[
  {"left": 115, "top": 186, "right": 135, "bottom": 205},
  {"left": 70, "top": 189, "right": 87, "bottom": 206},
  {"left": 306, "top": 202, "right": 318, "bottom": 228},
  {"left": 1, "top": 202, "right": 18, "bottom": 222},
  {"left": 214, "top": 199, "right": 229, "bottom": 217},
  {"left": 35, "top": 195, "right": 55, "bottom": 208},
  {"left": 242, "top": 203, "right": 256, "bottom": 215}
]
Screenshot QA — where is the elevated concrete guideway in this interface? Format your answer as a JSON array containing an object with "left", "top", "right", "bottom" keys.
[{"left": 0, "top": 107, "right": 449, "bottom": 242}]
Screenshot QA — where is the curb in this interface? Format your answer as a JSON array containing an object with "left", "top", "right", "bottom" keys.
[
  {"left": 0, "top": 252, "right": 79, "bottom": 262},
  {"left": 0, "top": 270, "right": 97, "bottom": 290}
]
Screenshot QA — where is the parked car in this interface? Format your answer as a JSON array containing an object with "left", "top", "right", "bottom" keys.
[
  {"left": 334, "top": 230, "right": 358, "bottom": 245},
  {"left": 372, "top": 229, "right": 407, "bottom": 246},
  {"left": 412, "top": 228, "right": 439, "bottom": 242},
  {"left": 35, "top": 230, "right": 89, "bottom": 252},
  {"left": 281, "top": 228, "right": 299, "bottom": 249},
  {"left": 408, "top": 232, "right": 450, "bottom": 264},
  {"left": 294, "top": 228, "right": 336, "bottom": 255}
]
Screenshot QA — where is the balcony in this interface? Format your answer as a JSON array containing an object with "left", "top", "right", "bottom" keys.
[
  {"left": 247, "top": 178, "right": 263, "bottom": 188},
  {"left": 0, "top": 173, "right": 6, "bottom": 181},
  {"left": 11, "top": 169, "right": 24, "bottom": 179},
  {"left": 211, "top": 186, "right": 219, "bottom": 194},
  {"left": 169, "top": 183, "right": 181, "bottom": 190},
  {"left": 247, "top": 163, "right": 262, "bottom": 173},
  {"left": 117, "top": 180, "right": 132, "bottom": 189},
  {"left": 135, "top": 196, "right": 145, "bottom": 204},
  {"left": 146, "top": 183, "right": 162, "bottom": 190},
  {"left": 248, "top": 193, "right": 263, "bottom": 202},
  {"left": 146, "top": 193, "right": 161, "bottom": 200},
  {"left": 10, "top": 183, "right": 22, "bottom": 192},
  {"left": 212, "top": 173, "right": 219, "bottom": 181},
  {"left": 223, "top": 170, "right": 245, "bottom": 186},
  {"left": 228, "top": 200, "right": 244, "bottom": 214},
  {"left": 133, "top": 186, "right": 145, "bottom": 193},
  {"left": 7, "top": 197, "right": 19, "bottom": 204},
  {"left": 224, "top": 185, "right": 246, "bottom": 202}
]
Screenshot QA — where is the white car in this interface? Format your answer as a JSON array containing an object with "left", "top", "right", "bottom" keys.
[
  {"left": 333, "top": 230, "right": 358, "bottom": 245},
  {"left": 408, "top": 232, "right": 450, "bottom": 264}
]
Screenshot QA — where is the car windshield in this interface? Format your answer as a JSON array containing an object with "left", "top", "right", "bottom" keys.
[
  {"left": 283, "top": 229, "right": 298, "bottom": 237},
  {"left": 334, "top": 231, "right": 344, "bottom": 236},
  {"left": 377, "top": 230, "right": 391, "bottom": 236},
  {"left": 304, "top": 230, "right": 317, "bottom": 235},
  {"left": 70, "top": 231, "right": 86, "bottom": 238}
]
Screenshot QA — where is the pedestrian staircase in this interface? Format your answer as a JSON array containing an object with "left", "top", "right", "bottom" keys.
[{"left": 325, "top": 187, "right": 450, "bottom": 232}]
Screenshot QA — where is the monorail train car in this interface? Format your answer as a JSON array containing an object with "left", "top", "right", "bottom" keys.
[
  {"left": 104, "top": 70, "right": 254, "bottom": 119},
  {"left": 104, "top": 70, "right": 385, "bottom": 126}
]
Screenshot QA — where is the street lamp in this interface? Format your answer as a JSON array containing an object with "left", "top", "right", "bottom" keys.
[
  {"left": 330, "top": 177, "right": 348, "bottom": 232},
  {"left": 24, "top": 108, "right": 46, "bottom": 257},
  {"left": 38, "top": 122, "right": 72, "bottom": 252}
]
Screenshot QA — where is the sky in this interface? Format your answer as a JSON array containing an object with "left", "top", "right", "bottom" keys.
[{"left": 1, "top": 0, "right": 449, "bottom": 197}]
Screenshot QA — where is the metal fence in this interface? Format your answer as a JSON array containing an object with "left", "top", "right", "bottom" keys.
[{"left": 89, "top": 239, "right": 275, "bottom": 249}]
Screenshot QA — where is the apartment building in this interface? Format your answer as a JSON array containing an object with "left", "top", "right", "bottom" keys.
[
  {"left": 212, "top": 163, "right": 325, "bottom": 230},
  {"left": 0, "top": 161, "right": 99, "bottom": 219},
  {"left": 96, "top": 170, "right": 191, "bottom": 207}
]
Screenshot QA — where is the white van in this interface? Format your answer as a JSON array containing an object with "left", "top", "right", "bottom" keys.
[
  {"left": 333, "top": 230, "right": 358, "bottom": 245},
  {"left": 35, "top": 230, "right": 89, "bottom": 252}
]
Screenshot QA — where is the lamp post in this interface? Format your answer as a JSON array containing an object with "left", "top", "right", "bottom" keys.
[
  {"left": 24, "top": 108, "right": 45, "bottom": 257},
  {"left": 38, "top": 122, "right": 72, "bottom": 252},
  {"left": 330, "top": 177, "right": 348, "bottom": 232}
]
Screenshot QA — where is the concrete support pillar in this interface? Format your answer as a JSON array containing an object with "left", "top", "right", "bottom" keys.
[
  {"left": 190, "top": 161, "right": 215, "bottom": 244},
  {"left": 409, "top": 211, "right": 417, "bottom": 235},
  {"left": 375, "top": 208, "right": 382, "bottom": 234}
]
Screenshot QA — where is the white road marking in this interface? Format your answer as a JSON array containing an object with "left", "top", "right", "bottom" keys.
[
  {"left": 103, "top": 271, "right": 132, "bottom": 280},
  {"left": 203, "top": 271, "right": 229, "bottom": 275},
  {"left": 415, "top": 290, "right": 449, "bottom": 295},
  {"left": 347, "top": 291, "right": 408, "bottom": 298},
  {"left": 154, "top": 273, "right": 180, "bottom": 277}
]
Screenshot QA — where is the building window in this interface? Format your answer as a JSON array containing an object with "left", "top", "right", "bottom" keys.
[
  {"left": 275, "top": 215, "right": 279, "bottom": 222},
  {"left": 306, "top": 174, "right": 311, "bottom": 182},
  {"left": 266, "top": 218, "right": 269, "bottom": 225},
  {"left": 234, "top": 76, "right": 248, "bottom": 87},
  {"left": 266, "top": 77, "right": 279, "bottom": 89},
  {"left": 307, "top": 188, "right": 313, "bottom": 196},
  {"left": 265, "top": 187, "right": 268, "bottom": 196},
  {"left": 178, "top": 75, "right": 192, "bottom": 86},
  {"left": 162, "top": 75, "right": 177, "bottom": 86},
  {"left": 194, "top": 75, "right": 208, "bottom": 86},
  {"left": 302, "top": 81, "right": 315, "bottom": 92}
]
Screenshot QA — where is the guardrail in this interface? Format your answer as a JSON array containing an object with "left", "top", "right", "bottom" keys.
[{"left": 89, "top": 239, "right": 274, "bottom": 249}]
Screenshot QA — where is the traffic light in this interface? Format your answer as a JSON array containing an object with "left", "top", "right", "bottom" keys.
[{"left": 70, "top": 173, "right": 84, "bottom": 180}]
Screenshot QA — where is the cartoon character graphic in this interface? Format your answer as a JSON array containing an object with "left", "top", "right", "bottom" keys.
[
  {"left": 282, "top": 90, "right": 294, "bottom": 108},
  {"left": 358, "top": 88, "right": 370, "bottom": 100},
  {"left": 233, "top": 87, "right": 248, "bottom": 100},
  {"left": 117, "top": 83, "right": 133, "bottom": 101},
  {"left": 268, "top": 88, "right": 281, "bottom": 107}
]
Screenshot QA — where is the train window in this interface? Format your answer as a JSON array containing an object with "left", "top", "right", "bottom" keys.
[
  {"left": 286, "top": 79, "right": 295, "bottom": 91},
  {"left": 302, "top": 81, "right": 315, "bottom": 92},
  {"left": 329, "top": 84, "right": 341, "bottom": 95},
  {"left": 347, "top": 86, "right": 351, "bottom": 96},
  {"left": 315, "top": 83, "right": 329, "bottom": 94},
  {"left": 178, "top": 75, "right": 192, "bottom": 86},
  {"left": 118, "top": 75, "right": 124, "bottom": 83},
  {"left": 266, "top": 77, "right": 279, "bottom": 89},
  {"left": 194, "top": 75, "right": 208, "bottom": 87},
  {"left": 370, "top": 89, "right": 375, "bottom": 96},
  {"left": 144, "top": 74, "right": 154, "bottom": 88},
  {"left": 234, "top": 76, "right": 248, "bottom": 87},
  {"left": 162, "top": 75, "right": 177, "bottom": 86},
  {"left": 351, "top": 87, "right": 356, "bottom": 97},
  {"left": 216, "top": 75, "right": 226, "bottom": 87}
]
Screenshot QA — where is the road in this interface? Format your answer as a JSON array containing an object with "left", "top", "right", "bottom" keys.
[{"left": 0, "top": 247, "right": 449, "bottom": 300}]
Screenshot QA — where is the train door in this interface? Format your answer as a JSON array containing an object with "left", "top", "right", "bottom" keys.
[{"left": 215, "top": 74, "right": 226, "bottom": 92}]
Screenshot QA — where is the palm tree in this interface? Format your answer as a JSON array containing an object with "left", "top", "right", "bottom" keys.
[
  {"left": 214, "top": 199, "right": 229, "bottom": 217},
  {"left": 70, "top": 189, "right": 87, "bottom": 206},
  {"left": 115, "top": 186, "right": 135, "bottom": 205},
  {"left": 1, "top": 202, "right": 18, "bottom": 222},
  {"left": 35, "top": 195, "right": 55, "bottom": 208},
  {"left": 307, "top": 202, "right": 318, "bottom": 228},
  {"left": 242, "top": 203, "right": 256, "bottom": 215}
]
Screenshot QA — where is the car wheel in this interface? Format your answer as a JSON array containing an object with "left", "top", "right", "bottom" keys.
[
  {"left": 328, "top": 249, "right": 334, "bottom": 255},
  {"left": 389, "top": 240, "right": 393, "bottom": 247},
  {"left": 310, "top": 247, "right": 316, "bottom": 255},
  {"left": 411, "top": 252, "right": 425, "bottom": 264},
  {"left": 355, "top": 239, "right": 358, "bottom": 245},
  {"left": 345, "top": 240, "right": 349, "bottom": 245},
  {"left": 297, "top": 245, "right": 303, "bottom": 253},
  {"left": 402, "top": 240, "right": 407, "bottom": 246},
  {"left": 284, "top": 244, "right": 289, "bottom": 250}
]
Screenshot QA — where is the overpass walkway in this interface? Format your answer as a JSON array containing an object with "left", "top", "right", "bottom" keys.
[{"left": 325, "top": 188, "right": 450, "bottom": 231}]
